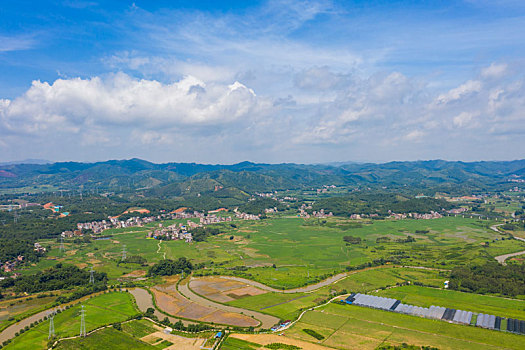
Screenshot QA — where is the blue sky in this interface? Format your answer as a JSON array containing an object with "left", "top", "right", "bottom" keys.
[{"left": 1, "top": 0, "right": 524, "bottom": 163}]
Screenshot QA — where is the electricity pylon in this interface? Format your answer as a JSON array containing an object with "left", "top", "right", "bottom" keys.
[
  {"left": 80, "top": 305, "right": 86, "bottom": 337},
  {"left": 48, "top": 311, "right": 55, "bottom": 339}
]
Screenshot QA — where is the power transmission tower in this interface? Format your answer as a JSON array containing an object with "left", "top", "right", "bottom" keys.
[
  {"left": 80, "top": 305, "right": 86, "bottom": 337},
  {"left": 59, "top": 236, "right": 65, "bottom": 253},
  {"left": 48, "top": 311, "right": 55, "bottom": 339},
  {"left": 89, "top": 266, "right": 95, "bottom": 284},
  {"left": 121, "top": 245, "right": 126, "bottom": 261}
]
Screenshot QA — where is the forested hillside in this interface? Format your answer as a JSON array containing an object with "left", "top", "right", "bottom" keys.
[{"left": 1, "top": 159, "right": 524, "bottom": 196}]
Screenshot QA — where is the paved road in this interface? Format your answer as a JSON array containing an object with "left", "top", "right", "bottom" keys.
[{"left": 177, "top": 280, "right": 280, "bottom": 329}]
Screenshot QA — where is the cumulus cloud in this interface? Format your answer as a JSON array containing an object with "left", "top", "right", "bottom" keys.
[{"left": 0, "top": 73, "right": 259, "bottom": 135}]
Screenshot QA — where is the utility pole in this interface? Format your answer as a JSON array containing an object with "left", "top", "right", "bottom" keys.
[
  {"left": 48, "top": 311, "right": 55, "bottom": 339},
  {"left": 89, "top": 266, "right": 95, "bottom": 284},
  {"left": 80, "top": 305, "right": 86, "bottom": 337}
]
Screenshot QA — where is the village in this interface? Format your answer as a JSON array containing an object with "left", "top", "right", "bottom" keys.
[{"left": 62, "top": 208, "right": 261, "bottom": 244}]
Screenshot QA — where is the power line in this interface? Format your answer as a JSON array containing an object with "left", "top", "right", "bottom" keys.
[{"left": 80, "top": 305, "right": 86, "bottom": 337}]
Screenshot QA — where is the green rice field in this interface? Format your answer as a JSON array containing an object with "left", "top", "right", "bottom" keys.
[{"left": 284, "top": 302, "right": 524, "bottom": 350}]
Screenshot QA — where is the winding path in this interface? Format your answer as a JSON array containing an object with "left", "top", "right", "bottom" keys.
[
  {"left": 216, "top": 265, "right": 390, "bottom": 294},
  {"left": 156, "top": 240, "right": 166, "bottom": 259},
  {"left": 491, "top": 223, "right": 525, "bottom": 264},
  {"left": 177, "top": 280, "right": 279, "bottom": 329}
]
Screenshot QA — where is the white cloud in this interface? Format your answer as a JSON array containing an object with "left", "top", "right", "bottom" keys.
[
  {"left": 0, "top": 73, "right": 259, "bottom": 135},
  {"left": 481, "top": 63, "right": 508, "bottom": 79},
  {"left": 434, "top": 80, "right": 482, "bottom": 105}
]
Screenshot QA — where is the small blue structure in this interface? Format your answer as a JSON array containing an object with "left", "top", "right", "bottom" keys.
[
  {"left": 344, "top": 293, "right": 356, "bottom": 304},
  {"left": 215, "top": 331, "right": 222, "bottom": 338}
]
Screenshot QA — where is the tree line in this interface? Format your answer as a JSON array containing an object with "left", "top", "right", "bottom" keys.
[
  {"left": 0, "top": 263, "right": 107, "bottom": 293},
  {"left": 448, "top": 262, "right": 525, "bottom": 297}
]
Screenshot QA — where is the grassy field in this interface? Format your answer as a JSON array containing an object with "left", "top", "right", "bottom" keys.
[
  {"left": 372, "top": 285, "right": 525, "bottom": 320},
  {"left": 204, "top": 216, "right": 520, "bottom": 288},
  {"left": 284, "top": 302, "right": 524, "bottom": 350},
  {"left": 4, "top": 292, "right": 139, "bottom": 350},
  {"left": 22, "top": 216, "right": 525, "bottom": 287},
  {"left": 483, "top": 238, "right": 525, "bottom": 256}
]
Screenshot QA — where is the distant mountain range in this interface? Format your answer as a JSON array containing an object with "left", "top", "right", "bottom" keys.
[{"left": 0, "top": 158, "right": 524, "bottom": 196}]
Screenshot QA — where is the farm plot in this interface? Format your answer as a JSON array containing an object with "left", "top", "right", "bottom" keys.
[
  {"left": 284, "top": 303, "right": 524, "bottom": 350},
  {"left": 152, "top": 281, "right": 259, "bottom": 327},
  {"left": 189, "top": 276, "right": 267, "bottom": 303}
]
